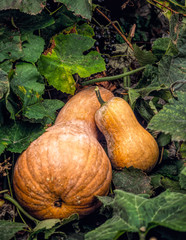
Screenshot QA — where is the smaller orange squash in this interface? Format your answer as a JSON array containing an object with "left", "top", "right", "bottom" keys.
[{"left": 95, "top": 87, "right": 159, "bottom": 172}]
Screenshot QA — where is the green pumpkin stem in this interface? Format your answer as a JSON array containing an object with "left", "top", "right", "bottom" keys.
[{"left": 95, "top": 87, "right": 106, "bottom": 106}]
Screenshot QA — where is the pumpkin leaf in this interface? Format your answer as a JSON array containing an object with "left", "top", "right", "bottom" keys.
[
  {"left": 112, "top": 168, "right": 152, "bottom": 195},
  {"left": 38, "top": 32, "right": 105, "bottom": 95},
  {"left": 21, "top": 32, "right": 45, "bottom": 63},
  {"left": 148, "top": 91, "right": 186, "bottom": 141},
  {"left": 0, "top": 69, "right": 9, "bottom": 99},
  {"left": 0, "top": 0, "right": 46, "bottom": 15},
  {"left": 11, "top": 62, "right": 44, "bottom": 108},
  {"left": 24, "top": 99, "right": 64, "bottom": 123},
  {"left": 85, "top": 190, "right": 186, "bottom": 240},
  {"left": 56, "top": 0, "right": 92, "bottom": 20},
  {"left": 0, "top": 122, "right": 45, "bottom": 154},
  {"left": 0, "top": 220, "right": 26, "bottom": 240}
]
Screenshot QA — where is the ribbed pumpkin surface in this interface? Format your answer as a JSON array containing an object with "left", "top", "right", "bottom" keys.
[
  {"left": 13, "top": 121, "right": 112, "bottom": 219},
  {"left": 95, "top": 97, "right": 159, "bottom": 172}
]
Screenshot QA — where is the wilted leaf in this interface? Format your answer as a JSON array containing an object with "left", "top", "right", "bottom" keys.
[
  {"left": 112, "top": 168, "right": 152, "bottom": 195},
  {"left": 24, "top": 99, "right": 64, "bottom": 123},
  {"left": 11, "top": 62, "right": 44, "bottom": 107},
  {"left": 56, "top": 0, "right": 92, "bottom": 20},
  {"left": 0, "top": 69, "right": 9, "bottom": 99},
  {"left": 85, "top": 190, "right": 186, "bottom": 240},
  {"left": 21, "top": 32, "right": 45, "bottom": 63},
  {"left": 0, "top": 0, "right": 46, "bottom": 15},
  {"left": 148, "top": 91, "right": 186, "bottom": 141},
  {"left": 38, "top": 32, "right": 105, "bottom": 94},
  {"left": 0, "top": 121, "right": 45, "bottom": 154},
  {"left": 0, "top": 220, "right": 26, "bottom": 240}
]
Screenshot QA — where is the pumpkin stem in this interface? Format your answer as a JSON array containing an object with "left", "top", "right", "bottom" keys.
[
  {"left": 95, "top": 87, "right": 106, "bottom": 106},
  {"left": 4, "top": 193, "right": 40, "bottom": 225}
]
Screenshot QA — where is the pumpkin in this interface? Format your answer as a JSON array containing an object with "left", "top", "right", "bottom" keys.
[
  {"left": 95, "top": 88, "right": 159, "bottom": 172},
  {"left": 13, "top": 120, "right": 112, "bottom": 220},
  {"left": 55, "top": 86, "right": 114, "bottom": 138}
]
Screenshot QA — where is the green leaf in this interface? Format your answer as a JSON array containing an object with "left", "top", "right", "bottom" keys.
[
  {"left": 134, "top": 45, "right": 157, "bottom": 66},
  {"left": 38, "top": 32, "right": 105, "bottom": 94},
  {"left": 0, "top": 0, "right": 46, "bottom": 15},
  {"left": 0, "top": 27, "right": 23, "bottom": 62},
  {"left": 0, "top": 220, "right": 26, "bottom": 240},
  {"left": 180, "top": 142, "right": 186, "bottom": 158},
  {"left": 0, "top": 61, "right": 12, "bottom": 73},
  {"left": 158, "top": 55, "right": 186, "bottom": 91},
  {"left": 21, "top": 32, "right": 45, "bottom": 63},
  {"left": 0, "top": 121, "right": 45, "bottom": 154},
  {"left": 24, "top": 99, "right": 64, "bottom": 123},
  {"left": 11, "top": 63, "right": 44, "bottom": 107},
  {"left": 128, "top": 88, "right": 140, "bottom": 109},
  {"left": 179, "top": 167, "right": 186, "bottom": 190},
  {"left": 112, "top": 168, "right": 152, "bottom": 195},
  {"left": 85, "top": 190, "right": 186, "bottom": 240},
  {"left": 158, "top": 24, "right": 186, "bottom": 90},
  {"left": 30, "top": 214, "right": 78, "bottom": 240},
  {"left": 157, "top": 133, "right": 171, "bottom": 147},
  {"left": 56, "top": 0, "right": 92, "bottom": 20},
  {"left": 148, "top": 91, "right": 186, "bottom": 141},
  {"left": 0, "top": 69, "right": 9, "bottom": 99},
  {"left": 152, "top": 37, "right": 178, "bottom": 59}
]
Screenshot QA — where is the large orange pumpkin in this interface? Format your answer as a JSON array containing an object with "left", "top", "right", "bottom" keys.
[{"left": 13, "top": 87, "right": 113, "bottom": 220}]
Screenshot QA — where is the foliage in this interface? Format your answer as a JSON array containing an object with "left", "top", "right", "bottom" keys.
[
  {"left": 0, "top": 0, "right": 186, "bottom": 240},
  {"left": 85, "top": 190, "right": 186, "bottom": 240},
  {"left": 148, "top": 91, "right": 186, "bottom": 141},
  {"left": 0, "top": 220, "right": 26, "bottom": 240}
]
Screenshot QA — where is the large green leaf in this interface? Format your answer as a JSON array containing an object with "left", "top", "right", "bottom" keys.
[
  {"left": 0, "top": 69, "right": 9, "bottom": 99},
  {"left": 24, "top": 99, "right": 64, "bottom": 123},
  {"left": 56, "top": 0, "right": 92, "bottom": 20},
  {"left": 148, "top": 91, "right": 186, "bottom": 141},
  {"left": 85, "top": 190, "right": 186, "bottom": 240},
  {"left": 0, "top": 122, "right": 45, "bottom": 154},
  {"left": 21, "top": 32, "right": 45, "bottom": 63},
  {"left": 0, "top": 0, "right": 46, "bottom": 15},
  {"left": 11, "top": 63, "right": 44, "bottom": 107},
  {"left": 38, "top": 32, "right": 105, "bottom": 94},
  {"left": 0, "top": 27, "right": 23, "bottom": 62},
  {"left": 0, "top": 220, "right": 26, "bottom": 240}
]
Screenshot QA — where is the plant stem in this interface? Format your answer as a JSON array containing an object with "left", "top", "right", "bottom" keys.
[
  {"left": 81, "top": 66, "right": 145, "bottom": 86},
  {"left": 0, "top": 189, "right": 8, "bottom": 194},
  {"left": 95, "top": 87, "right": 106, "bottom": 106},
  {"left": 96, "top": 8, "right": 134, "bottom": 50},
  {"left": 4, "top": 194, "right": 40, "bottom": 225}
]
